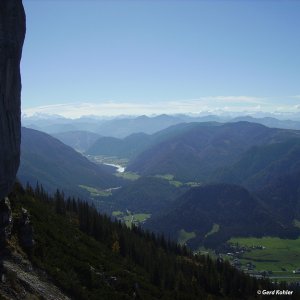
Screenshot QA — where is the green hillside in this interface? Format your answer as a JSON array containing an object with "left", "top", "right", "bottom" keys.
[{"left": 4, "top": 182, "right": 290, "bottom": 299}]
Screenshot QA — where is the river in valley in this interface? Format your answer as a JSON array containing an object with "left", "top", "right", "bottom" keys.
[{"left": 103, "top": 163, "right": 125, "bottom": 173}]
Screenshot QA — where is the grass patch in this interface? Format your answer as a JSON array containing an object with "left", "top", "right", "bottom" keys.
[
  {"left": 185, "top": 182, "right": 202, "bottom": 187},
  {"left": 169, "top": 180, "right": 183, "bottom": 187},
  {"left": 205, "top": 223, "right": 220, "bottom": 238},
  {"left": 116, "top": 172, "right": 140, "bottom": 181},
  {"left": 293, "top": 219, "right": 300, "bottom": 229},
  {"left": 112, "top": 211, "right": 123, "bottom": 217},
  {"left": 79, "top": 185, "right": 112, "bottom": 197},
  {"left": 155, "top": 174, "right": 174, "bottom": 181},
  {"left": 123, "top": 215, "right": 134, "bottom": 228},
  {"left": 112, "top": 211, "right": 151, "bottom": 228},
  {"left": 178, "top": 229, "right": 196, "bottom": 245},
  {"left": 196, "top": 246, "right": 217, "bottom": 258},
  {"left": 154, "top": 174, "right": 183, "bottom": 187},
  {"left": 133, "top": 213, "right": 151, "bottom": 222}
]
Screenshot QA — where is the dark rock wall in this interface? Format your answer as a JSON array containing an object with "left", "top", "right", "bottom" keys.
[{"left": 0, "top": 0, "right": 26, "bottom": 199}]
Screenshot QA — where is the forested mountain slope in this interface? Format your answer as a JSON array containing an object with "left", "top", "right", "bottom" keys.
[
  {"left": 2, "top": 182, "right": 295, "bottom": 299},
  {"left": 210, "top": 138, "right": 300, "bottom": 189},
  {"left": 109, "top": 176, "right": 188, "bottom": 216},
  {"left": 145, "top": 183, "right": 299, "bottom": 249},
  {"left": 86, "top": 133, "right": 150, "bottom": 159},
  {"left": 18, "top": 127, "right": 121, "bottom": 197},
  {"left": 128, "top": 122, "right": 300, "bottom": 181}
]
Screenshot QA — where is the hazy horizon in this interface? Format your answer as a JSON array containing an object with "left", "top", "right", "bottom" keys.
[{"left": 22, "top": 0, "right": 300, "bottom": 118}]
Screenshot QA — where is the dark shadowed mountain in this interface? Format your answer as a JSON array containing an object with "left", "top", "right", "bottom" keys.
[
  {"left": 52, "top": 130, "right": 101, "bottom": 152},
  {"left": 109, "top": 176, "right": 188, "bottom": 215},
  {"left": 257, "top": 171, "right": 300, "bottom": 225},
  {"left": 145, "top": 183, "right": 299, "bottom": 249},
  {"left": 128, "top": 122, "right": 300, "bottom": 182},
  {"left": 18, "top": 127, "right": 121, "bottom": 197},
  {"left": 85, "top": 121, "right": 210, "bottom": 159},
  {"left": 212, "top": 138, "right": 300, "bottom": 190},
  {"left": 86, "top": 132, "right": 151, "bottom": 159}
]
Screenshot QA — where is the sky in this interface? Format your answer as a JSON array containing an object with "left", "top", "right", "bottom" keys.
[{"left": 22, "top": 0, "right": 300, "bottom": 118}]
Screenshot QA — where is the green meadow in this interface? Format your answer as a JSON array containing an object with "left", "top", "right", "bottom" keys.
[
  {"left": 116, "top": 171, "right": 140, "bottom": 181},
  {"left": 229, "top": 236, "right": 300, "bottom": 282},
  {"left": 112, "top": 210, "right": 151, "bottom": 228},
  {"left": 79, "top": 185, "right": 112, "bottom": 197},
  {"left": 178, "top": 229, "right": 196, "bottom": 245}
]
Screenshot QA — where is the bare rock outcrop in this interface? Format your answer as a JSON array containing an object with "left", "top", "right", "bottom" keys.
[
  {"left": 18, "top": 207, "right": 35, "bottom": 249},
  {"left": 0, "top": 197, "right": 12, "bottom": 247},
  {"left": 0, "top": 0, "right": 26, "bottom": 200}
]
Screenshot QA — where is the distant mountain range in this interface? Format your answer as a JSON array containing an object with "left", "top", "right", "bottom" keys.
[
  {"left": 18, "top": 127, "right": 121, "bottom": 197},
  {"left": 93, "top": 114, "right": 187, "bottom": 138},
  {"left": 52, "top": 130, "right": 101, "bottom": 152},
  {"left": 22, "top": 115, "right": 106, "bottom": 134},
  {"left": 22, "top": 114, "right": 191, "bottom": 137},
  {"left": 232, "top": 115, "right": 300, "bottom": 130},
  {"left": 22, "top": 114, "right": 300, "bottom": 139},
  {"left": 86, "top": 132, "right": 151, "bottom": 158},
  {"left": 85, "top": 121, "right": 210, "bottom": 159}
]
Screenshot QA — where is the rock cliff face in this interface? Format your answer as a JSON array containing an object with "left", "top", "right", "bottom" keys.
[{"left": 0, "top": 0, "right": 26, "bottom": 200}]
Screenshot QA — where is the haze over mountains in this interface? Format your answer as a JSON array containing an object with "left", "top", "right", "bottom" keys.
[
  {"left": 6, "top": 0, "right": 300, "bottom": 296},
  {"left": 22, "top": 113, "right": 300, "bottom": 137},
  {"left": 18, "top": 115, "right": 300, "bottom": 250},
  {"left": 52, "top": 130, "right": 101, "bottom": 152}
]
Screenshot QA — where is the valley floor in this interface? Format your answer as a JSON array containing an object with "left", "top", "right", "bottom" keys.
[{"left": 216, "top": 236, "right": 300, "bottom": 283}]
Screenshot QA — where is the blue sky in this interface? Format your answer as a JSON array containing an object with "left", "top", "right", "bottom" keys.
[{"left": 22, "top": 0, "right": 300, "bottom": 117}]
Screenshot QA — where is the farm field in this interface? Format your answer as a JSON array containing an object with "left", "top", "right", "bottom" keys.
[
  {"left": 228, "top": 236, "right": 300, "bottom": 282},
  {"left": 79, "top": 184, "right": 113, "bottom": 197},
  {"left": 154, "top": 173, "right": 203, "bottom": 188},
  {"left": 112, "top": 210, "right": 151, "bottom": 228},
  {"left": 178, "top": 229, "right": 196, "bottom": 245},
  {"left": 154, "top": 174, "right": 183, "bottom": 187},
  {"left": 116, "top": 171, "right": 140, "bottom": 181}
]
